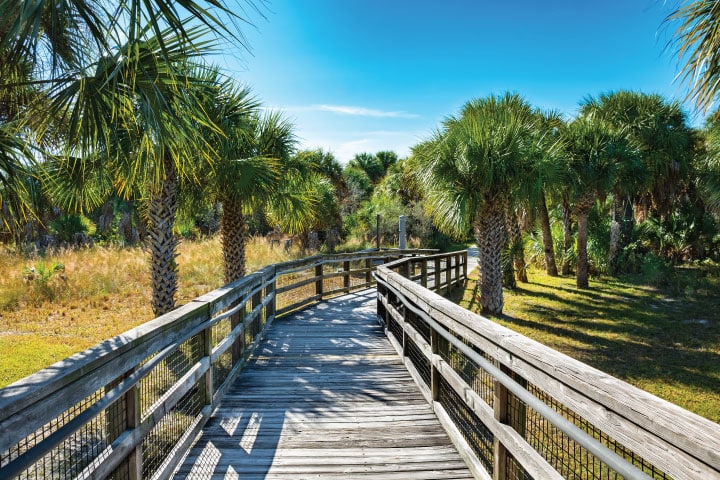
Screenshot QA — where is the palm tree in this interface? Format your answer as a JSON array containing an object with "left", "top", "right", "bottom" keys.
[
  {"left": 666, "top": 1, "right": 720, "bottom": 112},
  {"left": 412, "top": 93, "right": 536, "bottom": 314},
  {"left": 0, "top": 0, "right": 261, "bottom": 74},
  {"left": 563, "top": 117, "right": 638, "bottom": 288},
  {"left": 522, "top": 110, "right": 565, "bottom": 277},
  {"left": 348, "top": 153, "right": 384, "bottom": 183},
  {"left": 581, "top": 91, "right": 692, "bottom": 273},
  {"left": 39, "top": 25, "right": 219, "bottom": 315}
]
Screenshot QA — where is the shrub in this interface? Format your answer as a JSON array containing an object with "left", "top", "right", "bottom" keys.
[
  {"left": 640, "top": 254, "right": 676, "bottom": 288},
  {"left": 49, "top": 215, "right": 96, "bottom": 243}
]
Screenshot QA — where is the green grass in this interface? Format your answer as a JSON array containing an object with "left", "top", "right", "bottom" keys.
[
  {"left": 0, "top": 236, "right": 301, "bottom": 387},
  {"left": 452, "top": 266, "right": 720, "bottom": 423}
]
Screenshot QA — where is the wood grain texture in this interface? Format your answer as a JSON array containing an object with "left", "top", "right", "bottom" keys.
[
  {"left": 377, "top": 265, "right": 720, "bottom": 480},
  {"left": 176, "top": 289, "right": 474, "bottom": 479}
]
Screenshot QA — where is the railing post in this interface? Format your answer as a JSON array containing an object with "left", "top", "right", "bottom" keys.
[
  {"left": 127, "top": 379, "right": 142, "bottom": 480},
  {"left": 463, "top": 251, "right": 468, "bottom": 282},
  {"left": 434, "top": 257, "right": 441, "bottom": 292},
  {"left": 365, "top": 258, "right": 372, "bottom": 285},
  {"left": 252, "top": 286, "right": 262, "bottom": 335},
  {"left": 455, "top": 253, "right": 461, "bottom": 287},
  {"left": 430, "top": 329, "right": 439, "bottom": 401},
  {"left": 315, "top": 263, "right": 324, "bottom": 300},
  {"left": 421, "top": 258, "right": 428, "bottom": 288},
  {"left": 230, "top": 299, "right": 244, "bottom": 364},
  {"left": 107, "top": 372, "right": 141, "bottom": 479},
  {"left": 343, "top": 260, "right": 350, "bottom": 291},
  {"left": 493, "top": 366, "right": 510, "bottom": 480},
  {"left": 202, "top": 324, "right": 214, "bottom": 407},
  {"left": 266, "top": 270, "right": 276, "bottom": 321}
]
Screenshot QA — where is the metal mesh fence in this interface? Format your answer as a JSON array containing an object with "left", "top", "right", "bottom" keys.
[
  {"left": 1, "top": 389, "right": 126, "bottom": 480},
  {"left": 509, "top": 379, "right": 672, "bottom": 480},
  {"left": 139, "top": 334, "right": 203, "bottom": 421},
  {"left": 438, "top": 375, "right": 494, "bottom": 474},
  {"left": 506, "top": 452, "right": 533, "bottom": 480},
  {"left": 406, "top": 337, "right": 431, "bottom": 387},
  {"left": 276, "top": 267, "right": 315, "bottom": 312},
  {"left": 437, "top": 335, "right": 495, "bottom": 406},
  {"left": 141, "top": 384, "right": 204, "bottom": 478}
]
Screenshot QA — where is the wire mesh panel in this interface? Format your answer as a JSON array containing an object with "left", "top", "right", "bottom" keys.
[
  {"left": 141, "top": 384, "right": 204, "bottom": 478},
  {"left": 506, "top": 452, "right": 534, "bottom": 480},
  {"left": 437, "top": 335, "right": 494, "bottom": 406},
  {"left": 406, "top": 337, "right": 431, "bottom": 387},
  {"left": 509, "top": 380, "right": 672, "bottom": 480},
  {"left": 276, "top": 267, "right": 315, "bottom": 311},
  {"left": 139, "top": 334, "right": 204, "bottom": 420},
  {"left": 438, "top": 376, "right": 494, "bottom": 474},
  {"left": 1, "top": 389, "right": 125, "bottom": 480}
]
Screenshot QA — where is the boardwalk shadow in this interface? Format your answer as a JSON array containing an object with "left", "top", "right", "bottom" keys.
[{"left": 176, "top": 290, "right": 433, "bottom": 479}]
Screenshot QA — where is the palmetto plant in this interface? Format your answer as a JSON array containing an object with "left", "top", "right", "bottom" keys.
[
  {"left": 411, "top": 92, "right": 536, "bottom": 314},
  {"left": 562, "top": 117, "right": 639, "bottom": 288},
  {"left": 37, "top": 24, "right": 221, "bottom": 315},
  {"left": 666, "top": 0, "right": 720, "bottom": 113},
  {"left": 581, "top": 91, "right": 692, "bottom": 273}
]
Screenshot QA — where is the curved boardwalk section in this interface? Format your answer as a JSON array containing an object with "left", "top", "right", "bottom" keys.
[{"left": 176, "top": 289, "right": 473, "bottom": 479}]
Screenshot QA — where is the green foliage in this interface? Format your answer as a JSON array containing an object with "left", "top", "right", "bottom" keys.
[
  {"left": 640, "top": 254, "right": 676, "bottom": 288},
  {"left": 348, "top": 153, "right": 384, "bottom": 183},
  {"left": 22, "top": 261, "right": 67, "bottom": 301},
  {"left": 48, "top": 214, "right": 96, "bottom": 242}
]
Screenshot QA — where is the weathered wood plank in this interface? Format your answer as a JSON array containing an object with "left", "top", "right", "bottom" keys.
[
  {"left": 377, "top": 265, "right": 720, "bottom": 480},
  {"left": 176, "top": 289, "right": 474, "bottom": 479}
]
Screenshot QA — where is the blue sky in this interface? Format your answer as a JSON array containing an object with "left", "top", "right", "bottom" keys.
[{"left": 214, "top": 1, "right": 689, "bottom": 163}]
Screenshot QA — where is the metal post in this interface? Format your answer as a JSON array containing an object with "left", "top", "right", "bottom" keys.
[{"left": 399, "top": 215, "right": 406, "bottom": 250}]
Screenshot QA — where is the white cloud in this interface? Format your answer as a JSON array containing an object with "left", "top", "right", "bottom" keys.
[
  {"left": 263, "top": 104, "right": 419, "bottom": 119},
  {"left": 314, "top": 105, "right": 419, "bottom": 119}
]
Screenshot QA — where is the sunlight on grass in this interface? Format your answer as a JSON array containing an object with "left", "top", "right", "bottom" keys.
[
  {"left": 454, "top": 266, "right": 720, "bottom": 422},
  {"left": 0, "top": 236, "right": 303, "bottom": 387}
]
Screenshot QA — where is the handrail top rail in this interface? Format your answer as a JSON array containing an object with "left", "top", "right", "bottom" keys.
[
  {"left": 0, "top": 248, "right": 434, "bottom": 422},
  {"left": 375, "top": 265, "right": 720, "bottom": 473}
]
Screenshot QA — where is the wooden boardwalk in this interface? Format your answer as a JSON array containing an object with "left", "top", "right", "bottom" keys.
[{"left": 176, "top": 289, "right": 473, "bottom": 479}]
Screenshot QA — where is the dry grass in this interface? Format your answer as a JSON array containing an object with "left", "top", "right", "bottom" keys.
[
  {"left": 0, "top": 236, "right": 301, "bottom": 387},
  {"left": 452, "top": 265, "right": 720, "bottom": 423}
]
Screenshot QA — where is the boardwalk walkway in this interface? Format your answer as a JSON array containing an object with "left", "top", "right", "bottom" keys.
[{"left": 176, "top": 289, "right": 473, "bottom": 479}]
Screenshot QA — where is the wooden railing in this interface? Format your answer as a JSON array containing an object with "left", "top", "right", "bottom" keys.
[
  {"left": 375, "top": 253, "right": 720, "bottom": 480},
  {"left": 0, "top": 248, "right": 436, "bottom": 480}
]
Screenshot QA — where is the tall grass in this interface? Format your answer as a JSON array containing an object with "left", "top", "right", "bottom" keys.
[{"left": 0, "top": 236, "right": 301, "bottom": 386}]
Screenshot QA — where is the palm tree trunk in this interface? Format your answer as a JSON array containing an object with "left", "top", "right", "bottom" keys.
[
  {"left": 505, "top": 204, "right": 527, "bottom": 283},
  {"left": 576, "top": 208, "right": 590, "bottom": 288},
  {"left": 475, "top": 200, "right": 506, "bottom": 315},
  {"left": 575, "top": 194, "right": 595, "bottom": 289},
  {"left": 561, "top": 195, "right": 573, "bottom": 276},
  {"left": 148, "top": 156, "right": 179, "bottom": 317},
  {"left": 220, "top": 197, "right": 248, "bottom": 283},
  {"left": 608, "top": 197, "right": 622, "bottom": 275},
  {"left": 538, "top": 190, "right": 558, "bottom": 276}
]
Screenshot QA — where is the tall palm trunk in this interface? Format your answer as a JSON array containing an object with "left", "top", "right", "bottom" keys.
[
  {"left": 575, "top": 193, "right": 595, "bottom": 289},
  {"left": 475, "top": 198, "right": 506, "bottom": 314},
  {"left": 220, "top": 197, "right": 248, "bottom": 283},
  {"left": 608, "top": 196, "right": 622, "bottom": 275},
  {"left": 220, "top": 196, "right": 248, "bottom": 366},
  {"left": 505, "top": 204, "right": 527, "bottom": 283},
  {"left": 537, "top": 190, "right": 558, "bottom": 276},
  {"left": 561, "top": 195, "right": 573, "bottom": 276},
  {"left": 148, "top": 156, "right": 179, "bottom": 316}
]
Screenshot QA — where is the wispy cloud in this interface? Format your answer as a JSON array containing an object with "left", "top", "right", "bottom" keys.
[
  {"left": 263, "top": 104, "right": 419, "bottom": 119},
  {"left": 314, "top": 105, "right": 419, "bottom": 119}
]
